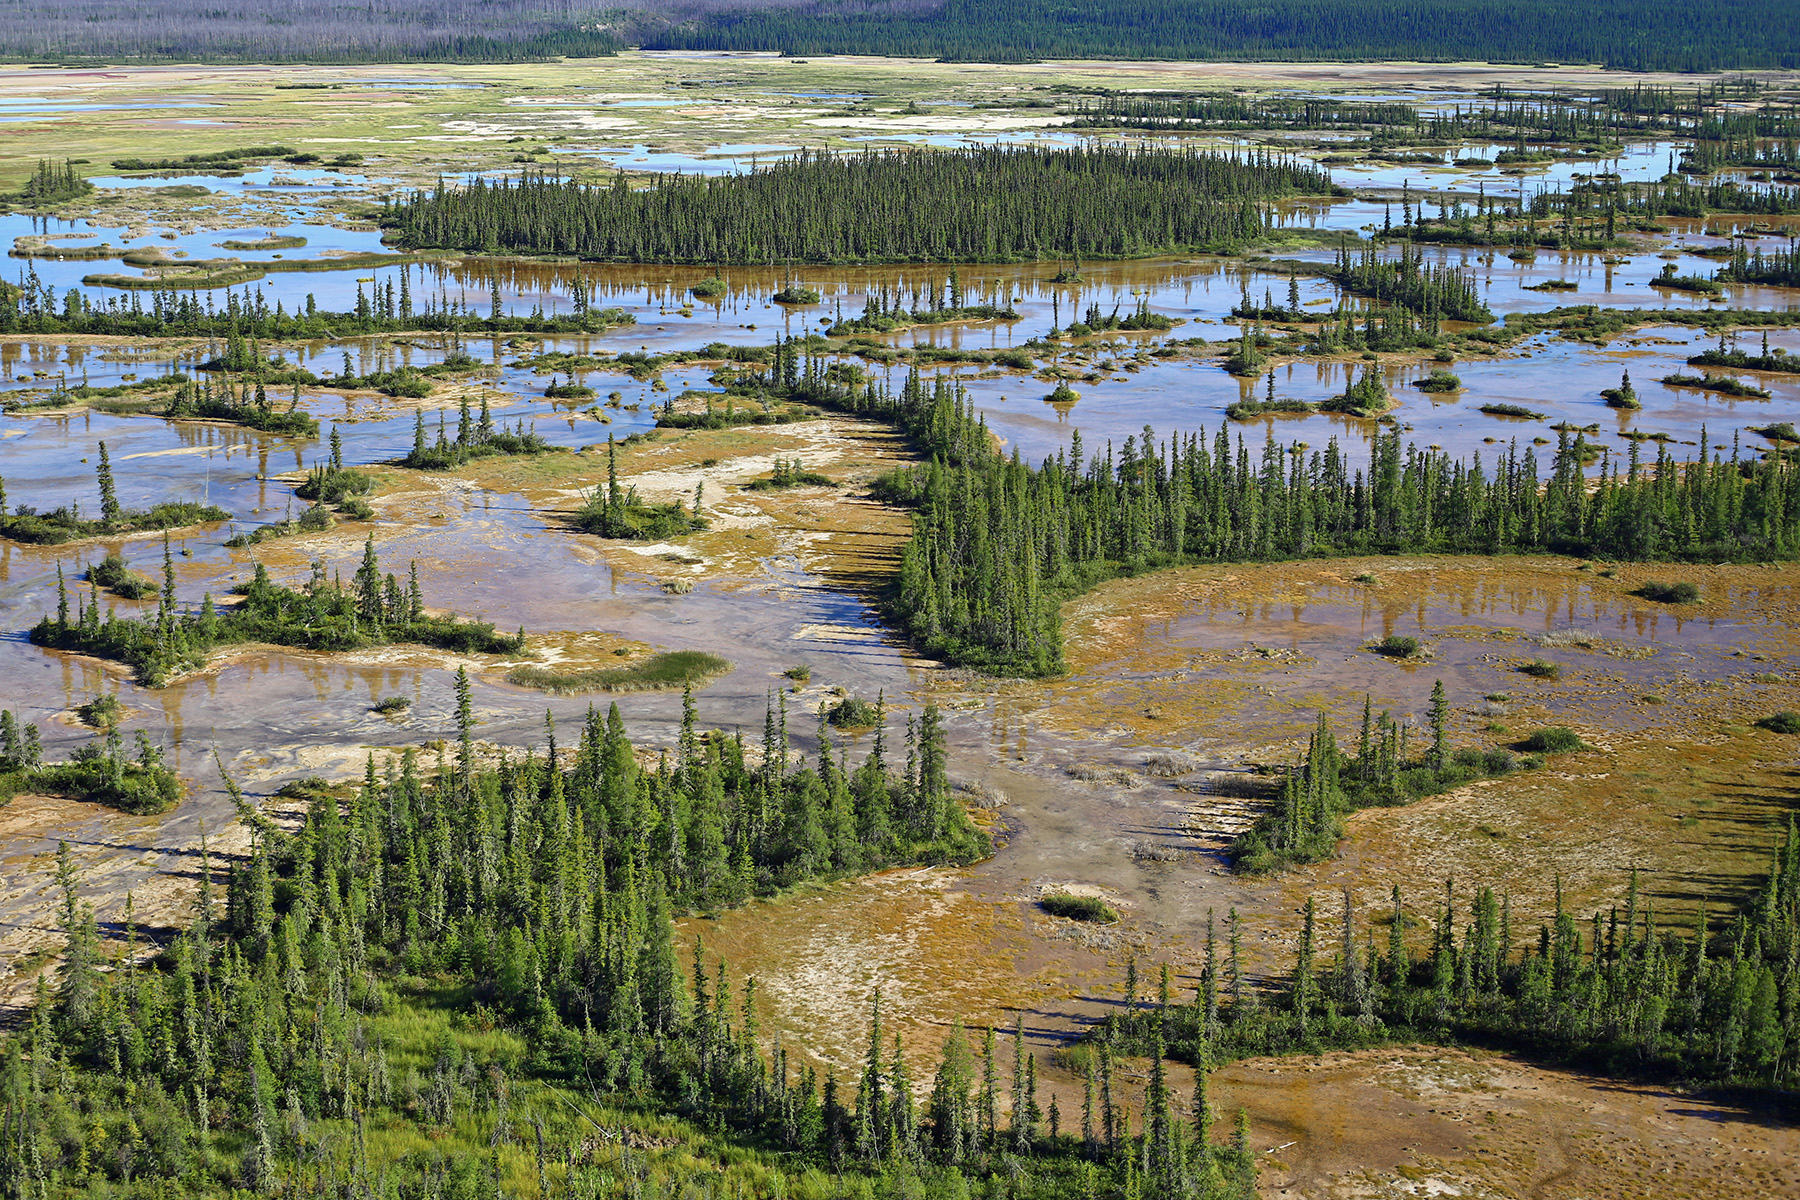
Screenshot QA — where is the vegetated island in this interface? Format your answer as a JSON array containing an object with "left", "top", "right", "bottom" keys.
[
  {"left": 31, "top": 537, "right": 524, "bottom": 686},
  {"left": 385, "top": 145, "right": 1342, "bottom": 263}
]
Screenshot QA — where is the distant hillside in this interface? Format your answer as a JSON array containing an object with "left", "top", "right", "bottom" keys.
[
  {"left": 643, "top": 0, "right": 1800, "bottom": 73},
  {"left": 0, "top": 0, "right": 1792, "bottom": 69}
]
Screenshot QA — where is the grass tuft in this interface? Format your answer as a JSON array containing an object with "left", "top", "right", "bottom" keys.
[{"left": 1040, "top": 892, "right": 1118, "bottom": 923}]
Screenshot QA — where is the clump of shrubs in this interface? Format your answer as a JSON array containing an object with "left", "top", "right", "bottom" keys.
[
  {"left": 1756, "top": 710, "right": 1800, "bottom": 734},
  {"left": 1636, "top": 580, "right": 1701, "bottom": 604},
  {"left": 1520, "top": 726, "right": 1585, "bottom": 753},
  {"left": 1371, "top": 635, "right": 1423, "bottom": 659},
  {"left": 1040, "top": 892, "right": 1118, "bottom": 923},
  {"left": 826, "top": 696, "right": 881, "bottom": 728},
  {"left": 76, "top": 694, "right": 123, "bottom": 730},
  {"left": 1519, "top": 658, "right": 1561, "bottom": 679}
]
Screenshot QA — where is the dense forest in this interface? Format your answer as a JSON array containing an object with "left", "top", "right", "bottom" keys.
[
  {"left": 0, "top": 0, "right": 620, "bottom": 63},
  {"left": 0, "top": 697, "right": 1254, "bottom": 1200},
  {"left": 387, "top": 148, "right": 1339, "bottom": 264},
  {"left": 641, "top": 0, "right": 1800, "bottom": 72},
  {"left": 5, "top": 686, "right": 1793, "bottom": 1199},
  {"left": 5, "top": 0, "right": 1792, "bottom": 67}
]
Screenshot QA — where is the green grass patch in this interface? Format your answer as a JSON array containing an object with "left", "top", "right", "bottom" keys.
[{"left": 507, "top": 650, "right": 730, "bottom": 695}]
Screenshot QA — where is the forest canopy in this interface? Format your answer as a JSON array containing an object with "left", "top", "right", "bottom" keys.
[
  {"left": 387, "top": 147, "right": 1337, "bottom": 264},
  {"left": 642, "top": 0, "right": 1800, "bottom": 72},
  {"left": 1, "top": 0, "right": 1792, "bottom": 69}
]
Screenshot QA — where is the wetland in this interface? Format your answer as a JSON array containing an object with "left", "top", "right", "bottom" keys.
[{"left": 4, "top": 51, "right": 1800, "bottom": 1200}]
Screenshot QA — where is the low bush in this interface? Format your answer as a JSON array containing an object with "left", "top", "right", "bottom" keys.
[
  {"left": 76, "top": 694, "right": 123, "bottom": 730},
  {"left": 1521, "top": 726, "right": 1585, "bottom": 753},
  {"left": 1636, "top": 580, "right": 1701, "bottom": 604},
  {"left": 1371, "top": 634, "right": 1422, "bottom": 659},
  {"left": 88, "top": 552, "right": 157, "bottom": 599},
  {"left": 826, "top": 696, "right": 882, "bottom": 728},
  {"left": 1039, "top": 892, "right": 1118, "bottom": 923},
  {"left": 1479, "top": 402, "right": 1546, "bottom": 419}
]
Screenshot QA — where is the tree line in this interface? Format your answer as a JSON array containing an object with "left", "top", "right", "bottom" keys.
[
  {"left": 0, "top": 0, "right": 619, "bottom": 65},
  {"left": 386, "top": 147, "right": 1339, "bottom": 264},
  {"left": 1097, "top": 822, "right": 1800, "bottom": 1093},
  {"left": 1060, "top": 87, "right": 1773, "bottom": 144},
  {"left": 734, "top": 356, "right": 1800, "bottom": 676},
  {"left": 0, "top": 707, "right": 181, "bottom": 814},
  {"left": 4, "top": 687, "right": 1176, "bottom": 1199},
  {"left": 639, "top": 0, "right": 1800, "bottom": 73},
  {"left": 0, "top": 264, "right": 634, "bottom": 340},
  {"left": 30, "top": 536, "right": 523, "bottom": 686}
]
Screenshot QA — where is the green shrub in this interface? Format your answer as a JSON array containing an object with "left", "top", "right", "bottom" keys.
[
  {"left": 1371, "top": 634, "right": 1422, "bottom": 659},
  {"left": 1479, "top": 402, "right": 1546, "bottom": 419},
  {"left": 1521, "top": 726, "right": 1584, "bottom": 753},
  {"left": 88, "top": 551, "right": 157, "bottom": 599},
  {"left": 295, "top": 466, "right": 374, "bottom": 505},
  {"left": 826, "top": 696, "right": 882, "bottom": 728},
  {"left": 1519, "top": 658, "right": 1561, "bottom": 679},
  {"left": 1040, "top": 892, "right": 1118, "bottom": 923},
  {"left": 1757, "top": 710, "right": 1800, "bottom": 733},
  {"left": 372, "top": 695, "right": 411, "bottom": 715},
  {"left": 1636, "top": 580, "right": 1700, "bottom": 604},
  {"left": 76, "top": 694, "right": 123, "bottom": 730}
]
